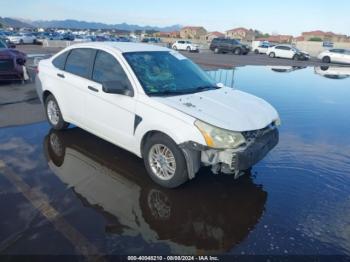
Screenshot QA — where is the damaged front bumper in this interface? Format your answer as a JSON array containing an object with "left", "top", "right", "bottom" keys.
[{"left": 180, "top": 127, "right": 279, "bottom": 179}]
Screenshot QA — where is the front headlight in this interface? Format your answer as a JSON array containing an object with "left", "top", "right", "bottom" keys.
[
  {"left": 194, "top": 120, "right": 246, "bottom": 149},
  {"left": 274, "top": 117, "right": 281, "bottom": 126}
]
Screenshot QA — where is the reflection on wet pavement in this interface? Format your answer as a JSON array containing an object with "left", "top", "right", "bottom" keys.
[{"left": 1, "top": 66, "right": 350, "bottom": 256}]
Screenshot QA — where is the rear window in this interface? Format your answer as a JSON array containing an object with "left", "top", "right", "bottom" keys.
[
  {"left": 52, "top": 51, "right": 69, "bottom": 70},
  {"left": 65, "top": 48, "right": 95, "bottom": 78}
]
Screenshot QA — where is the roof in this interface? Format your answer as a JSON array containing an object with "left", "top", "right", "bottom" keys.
[
  {"left": 294, "top": 36, "right": 305, "bottom": 41},
  {"left": 209, "top": 31, "right": 225, "bottom": 37},
  {"left": 302, "top": 30, "right": 336, "bottom": 36},
  {"left": 226, "top": 27, "right": 249, "bottom": 33},
  {"left": 71, "top": 42, "right": 170, "bottom": 53},
  {"left": 181, "top": 26, "right": 205, "bottom": 30}
]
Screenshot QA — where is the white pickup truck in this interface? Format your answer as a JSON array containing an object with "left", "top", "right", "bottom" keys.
[{"left": 36, "top": 42, "right": 280, "bottom": 188}]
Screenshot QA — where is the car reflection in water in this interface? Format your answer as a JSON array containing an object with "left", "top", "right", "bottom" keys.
[
  {"left": 269, "top": 66, "right": 306, "bottom": 73},
  {"left": 314, "top": 66, "right": 350, "bottom": 80},
  {"left": 44, "top": 127, "right": 268, "bottom": 254}
]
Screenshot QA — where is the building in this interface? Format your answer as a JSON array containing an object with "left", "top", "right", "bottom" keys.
[
  {"left": 293, "top": 36, "right": 305, "bottom": 42},
  {"left": 226, "top": 27, "right": 256, "bottom": 42},
  {"left": 152, "top": 31, "right": 180, "bottom": 38},
  {"left": 302, "top": 30, "right": 348, "bottom": 42},
  {"left": 256, "top": 35, "right": 293, "bottom": 44},
  {"left": 203, "top": 31, "right": 225, "bottom": 42},
  {"left": 180, "top": 26, "right": 207, "bottom": 39},
  {"left": 169, "top": 31, "right": 180, "bottom": 38}
]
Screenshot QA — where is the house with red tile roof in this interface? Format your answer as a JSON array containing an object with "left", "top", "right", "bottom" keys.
[
  {"left": 256, "top": 35, "right": 293, "bottom": 44},
  {"left": 180, "top": 26, "right": 207, "bottom": 39},
  {"left": 226, "top": 27, "right": 256, "bottom": 42},
  {"left": 302, "top": 30, "right": 348, "bottom": 42},
  {"left": 204, "top": 31, "right": 225, "bottom": 41}
]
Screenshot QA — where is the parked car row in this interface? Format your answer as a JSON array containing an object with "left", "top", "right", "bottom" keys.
[
  {"left": 0, "top": 39, "right": 27, "bottom": 80},
  {"left": 0, "top": 30, "right": 135, "bottom": 45}
]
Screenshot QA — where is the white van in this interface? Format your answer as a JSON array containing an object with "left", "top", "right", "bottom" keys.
[{"left": 36, "top": 42, "right": 280, "bottom": 188}]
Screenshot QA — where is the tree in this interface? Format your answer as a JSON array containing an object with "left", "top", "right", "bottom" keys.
[{"left": 309, "top": 37, "right": 322, "bottom": 42}]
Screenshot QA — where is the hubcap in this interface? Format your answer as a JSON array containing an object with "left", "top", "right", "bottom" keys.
[
  {"left": 47, "top": 100, "right": 60, "bottom": 125},
  {"left": 148, "top": 144, "right": 176, "bottom": 180}
]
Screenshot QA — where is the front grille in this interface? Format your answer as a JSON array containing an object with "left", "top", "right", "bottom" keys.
[
  {"left": 0, "top": 59, "right": 15, "bottom": 71},
  {"left": 242, "top": 123, "right": 275, "bottom": 142}
]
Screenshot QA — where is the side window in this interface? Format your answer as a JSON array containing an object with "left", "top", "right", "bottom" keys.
[
  {"left": 92, "top": 50, "right": 132, "bottom": 88},
  {"left": 65, "top": 48, "right": 94, "bottom": 78},
  {"left": 275, "top": 46, "right": 282, "bottom": 50},
  {"left": 284, "top": 46, "right": 291, "bottom": 50},
  {"left": 52, "top": 51, "right": 69, "bottom": 70}
]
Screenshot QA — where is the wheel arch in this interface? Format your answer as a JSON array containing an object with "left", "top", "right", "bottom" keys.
[{"left": 140, "top": 130, "right": 180, "bottom": 158}]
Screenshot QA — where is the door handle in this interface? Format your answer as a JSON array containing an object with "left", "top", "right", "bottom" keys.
[
  {"left": 57, "top": 73, "right": 65, "bottom": 78},
  {"left": 88, "top": 86, "right": 99, "bottom": 92}
]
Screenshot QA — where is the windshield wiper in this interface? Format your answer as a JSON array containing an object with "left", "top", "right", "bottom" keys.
[
  {"left": 148, "top": 90, "right": 194, "bottom": 96},
  {"left": 194, "top": 85, "right": 218, "bottom": 92},
  {"left": 148, "top": 86, "right": 217, "bottom": 97}
]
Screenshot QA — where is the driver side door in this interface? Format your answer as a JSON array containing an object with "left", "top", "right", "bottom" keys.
[{"left": 84, "top": 49, "right": 136, "bottom": 150}]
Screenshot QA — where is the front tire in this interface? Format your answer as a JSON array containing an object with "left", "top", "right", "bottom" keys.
[
  {"left": 269, "top": 52, "right": 275, "bottom": 58},
  {"left": 187, "top": 46, "right": 191, "bottom": 52},
  {"left": 254, "top": 49, "right": 259, "bottom": 54},
  {"left": 45, "top": 94, "right": 69, "bottom": 130},
  {"left": 214, "top": 47, "right": 220, "bottom": 54},
  {"left": 293, "top": 54, "right": 299, "bottom": 61},
  {"left": 233, "top": 48, "right": 242, "bottom": 55},
  {"left": 143, "top": 133, "right": 188, "bottom": 188}
]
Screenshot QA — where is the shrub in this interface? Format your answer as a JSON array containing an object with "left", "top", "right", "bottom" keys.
[{"left": 309, "top": 37, "right": 323, "bottom": 42}]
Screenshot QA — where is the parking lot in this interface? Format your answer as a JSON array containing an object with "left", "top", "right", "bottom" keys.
[
  {"left": 16, "top": 44, "right": 342, "bottom": 69},
  {"left": 1, "top": 44, "right": 350, "bottom": 258}
]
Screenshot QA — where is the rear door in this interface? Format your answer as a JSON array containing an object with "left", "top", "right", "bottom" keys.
[
  {"left": 329, "top": 49, "right": 343, "bottom": 63},
  {"left": 84, "top": 49, "right": 136, "bottom": 149},
  {"left": 60, "top": 48, "right": 96, "bottom": 127},
  {"left": 178, "top": 41, "right": 186, "bottom": 50}
]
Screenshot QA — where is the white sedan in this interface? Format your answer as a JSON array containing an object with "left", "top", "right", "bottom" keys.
[
  {"left": 172, "top": 40, "right": 199, "bottom": 52},
  {"left": 8, "top": 33, "right": 37, "bottom": 44},
  {"left": 267, "top": 45, "right": 310, "bottom": 60},
  {"left": 36, "top": 42, "right": 280, "bottom": 188},
  {"left": 318, "top": 49, "right": 350, "bottom": 64}
]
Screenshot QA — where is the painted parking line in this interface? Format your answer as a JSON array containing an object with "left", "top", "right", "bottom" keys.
[{"left": 0, "top": 160, "right": 105, "bottom": 261}]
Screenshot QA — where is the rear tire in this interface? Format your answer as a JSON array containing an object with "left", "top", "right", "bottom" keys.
[
  {"left": 254, "top": 49, "right": 259, "bottom": 54},
  {"left": 143, "top": 133, "right": 188, "bottom": 188},
  {"left": 322, "top": 56, "right": 331, "bottom": 63},
  {"left": 187, "top": 46, "right": 191, "bottom": 52},
  {"left": 269, "top": 52, "right": 275, "bottom": 58},
  {"left": 233, "top": 48, "right": 242, "bottom": 55},
  {"left": 214, "top": 47, "right": 220, "bottom": 54},
  {"left": 173, "top": 45, "right": 177, "bottom": 50},
  {"left": 45, "top": 94, "right": 69, "bottom": 130},
  {"left": 293, "top": 54, "right": 299, "bottom": 60}
]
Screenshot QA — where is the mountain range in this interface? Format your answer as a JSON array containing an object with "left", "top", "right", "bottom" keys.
[{"left": 0, "top": 17, "right": 182, "bottom": 32}]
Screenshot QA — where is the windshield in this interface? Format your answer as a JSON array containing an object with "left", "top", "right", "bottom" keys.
[{"left": 123, "top": 51, "right": 217, "bottom": 96}]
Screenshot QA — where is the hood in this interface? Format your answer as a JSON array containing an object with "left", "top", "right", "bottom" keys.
[
  {"left": 152, "top": 87, "right": 279, "bottom": 132},
  {"left": 0, "top": 48, "right": 26, "bottom": 59}
]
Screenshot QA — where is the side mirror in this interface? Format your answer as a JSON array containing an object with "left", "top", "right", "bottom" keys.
[{"left": 102, "top": 80, "right": 134, "bottom": 96}]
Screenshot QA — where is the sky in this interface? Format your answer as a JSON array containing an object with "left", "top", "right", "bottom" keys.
[{"left": 1, "top": 0, "right": 349, "bottom": 36}]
